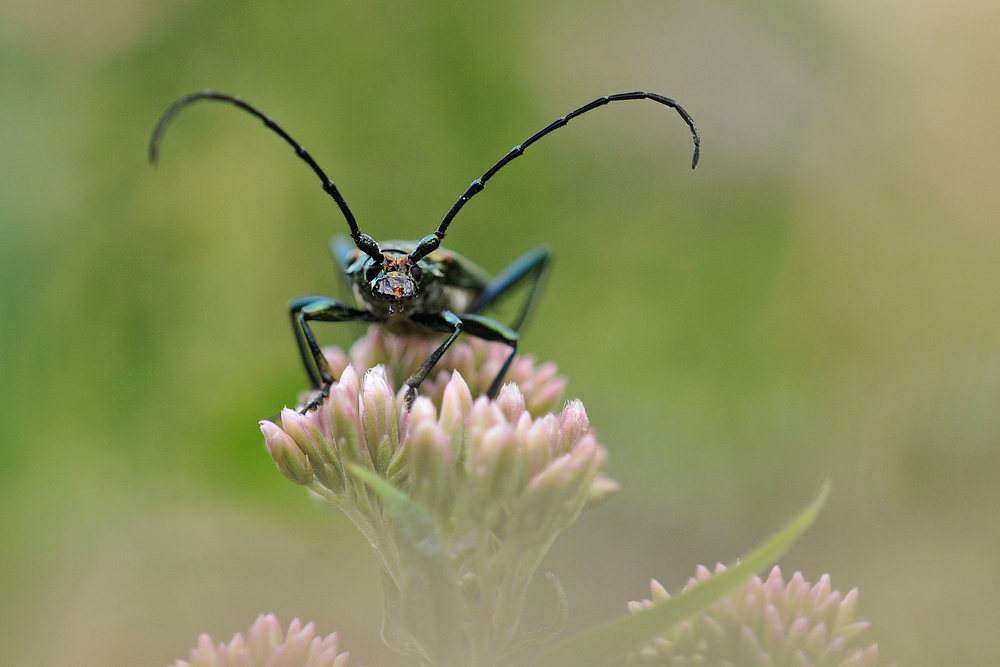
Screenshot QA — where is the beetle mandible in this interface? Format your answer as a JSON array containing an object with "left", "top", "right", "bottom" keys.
[{"left": 150, "top": 91, "right": 699, "bottom": 412}]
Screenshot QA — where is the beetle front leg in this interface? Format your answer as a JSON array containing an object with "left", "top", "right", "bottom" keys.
[
  {"left": 404, "top": 310, "right": 464, "bottom": 409},
  {"left": 289, "top": 295, "right": 375, "bottom": 412},
  {"left": 459, "top": 313, "right": 519, "bottom": 399}
]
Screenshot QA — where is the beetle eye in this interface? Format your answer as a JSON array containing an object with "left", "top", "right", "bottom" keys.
[
  {"left": 410, "top": 264, "right": 423, "bottom": 282},
  {"left": 364, "top": 261, "right": 380, "bottom": 282}
]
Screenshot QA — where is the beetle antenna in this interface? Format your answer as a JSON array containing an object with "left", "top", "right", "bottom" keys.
[
  {"left": 409, "top": 91, "right": 699, "bottom": 263},
  {"left": 149, "top": 91, "right": 383, "bottom": 262}
]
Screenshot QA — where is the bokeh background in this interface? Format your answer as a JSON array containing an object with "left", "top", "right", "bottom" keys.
[{"left": 2, "top": 1, "right": 998, "bottom": 665}]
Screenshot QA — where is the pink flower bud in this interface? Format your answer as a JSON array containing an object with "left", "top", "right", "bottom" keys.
[
  {"left": 360, "top": 366, "right": 398, "bottom": 474},
  {"left": 585, "top": 473, "right": 621, "bottom": 507},
  {"left": 514, "top": 460, "right": 569, "bottom": 535},
  {"left": 521, "top": 416, "right": 556, "bottom": 480},
  {"left": 836, "top": 588, "right": 859, "bottom": 628},
  {"left": 348, "top": 329, "right": 384, "bottom": 372},
  {"left": 281, "top": 409, "right": 328, "bottom": 463},
  {"left": 261, "top": 420, "right": 313, "bottom": 485},
  {"left": 787, "top": 570, "right": 810, "bottom": 616},
  {"left": 450, "top": 344, "right": 475, "bottom": 383},
  {"left": 470, "top": 424, "right": 519, "bottom": 498},
  {"left": 329, "top": 384, "right": 364, "bottom": 465},
  {"left": 811, "top": 574, "right": 832, "bottom": 610},
  {"left": 338, "top": 364, "right": 360, "bottom": 403},
  {"left": 279, "top": 618, "right": 315, "bottom": 664},
  {"left": 407, "top": 394, "right": 438, "bottom": 428},
  {"left": 527, "top": 376, "right": 566, "bottom": 416},
  {"left": 439, "top": 370, "right": 472, "bottom": 437},
  {"left": 513, "top": 439, "right": 600, "bottom": 535},
  {"left": 248, "top": 613, "right": 283, "bottom": 656},
  {"left": 467, "top": 396, "right": 503, "bottom": 445},
  {"left": 788, "top": 614, "right": 810, "bottom": 645},
  {"left": 650, "top": 579, "right": 670, "bottom": 603},
  {"left": 557, "top": 399, "right": 590, "bottom": 454},
  {"left": 173, "top": 614, "right": 351, "bottom": 667},
  {"left": 839, "top": 650, "right": 869, "bottom": 667},
  {"left": 407, "top": 411, "right": 455, "bottom": 519},
  {"left": 496, "top": 383, "right": 526, "bottom": 423},
  {"left": 804, "top": 622, "right": 828, "bottom": 655},
  {"left": 280, "top": 408, "right": 343, "bottom": 492},
  {"left": 322, "top": 346, "right": 350, "bottom": 381},
  {"left": 763, "top": 602, "right": 785, "bottom": 651}
]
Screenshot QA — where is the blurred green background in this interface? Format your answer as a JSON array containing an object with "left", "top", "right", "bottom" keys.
[{"left": 2, "top": 1, "right": 998, "bottom": 665}]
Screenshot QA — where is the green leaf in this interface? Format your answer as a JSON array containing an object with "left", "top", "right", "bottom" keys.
[{"left": 530, "top": 479, "right": 832, "bottom": 667}]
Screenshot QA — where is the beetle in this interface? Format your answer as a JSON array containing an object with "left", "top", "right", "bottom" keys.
[{"left": 150, "top": 91, "right": 699, "bottom": 412}]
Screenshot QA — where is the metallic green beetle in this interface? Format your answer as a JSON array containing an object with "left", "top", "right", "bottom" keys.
[{"left": 150, "top": 91, "right": 699, "bottom": 412}]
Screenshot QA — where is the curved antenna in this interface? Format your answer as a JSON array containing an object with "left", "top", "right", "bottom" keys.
[
  {"left": 149, "top": 91, "right": 383, "bottom": 262},
  {"left": 409, "top": 91, "right": 700, "bottom": 263}
]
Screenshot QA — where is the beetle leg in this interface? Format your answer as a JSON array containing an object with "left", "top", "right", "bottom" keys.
[
  {"left": 404, "top": 310, "right": 464, "bottom": 409},
  {"left": 468, "top": 245, "right": 550, "bottom": 332},
  {"left": 458, "top": 313, "right": 519, "bottom": 399},
  {"left": 289, "top": 295, "right": 376, "bottom": 412}
]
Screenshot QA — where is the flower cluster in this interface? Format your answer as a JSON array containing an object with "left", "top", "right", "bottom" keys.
[
  {"left": 315, "top": 326, "right": 567, "bottom": 417},
  {"left": 172, "top": 614, "right": 351, "bottom": 667},
  {"left": 625, "top": 565, "right": 893, "bottom": 667},
  {"left": 260, "top": 329, "right": 616, "bottom": 666}
]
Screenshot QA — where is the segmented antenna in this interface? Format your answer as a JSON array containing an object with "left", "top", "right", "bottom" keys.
[
  {"left": 409, "top": 91, "right": 700, "bottom": 263},
  {"left": 149, "top": 91, "right": 383, "bottom": 262}
]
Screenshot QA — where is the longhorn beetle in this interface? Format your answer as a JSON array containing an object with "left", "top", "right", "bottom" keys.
[{"left": 150, "top": 91, "right": 699, "bottom": 413}]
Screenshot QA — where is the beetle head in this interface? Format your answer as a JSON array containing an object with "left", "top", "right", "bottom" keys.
[{"left": 364, "top": 252, "right": 423, "bottom": 302}]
